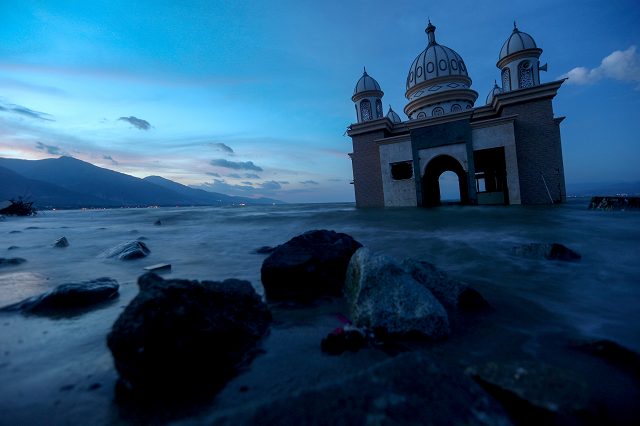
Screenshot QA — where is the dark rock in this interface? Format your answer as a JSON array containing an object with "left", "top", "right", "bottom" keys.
[
  {"left": 588, "top": 196, "right": 640, "bottom": 211},
  {"left": 153, "top": 220, "right": 161, "bottom": 226},
  {"left": 9, "top": 230, "right": 21, "bottom": 234},
  {"left": 98, "top": 240, "right": 150, "bottom": 260},
  {"left": 0, "top": 278, "right": 119, "bottom": 314},
  {"left": 401, "top": 258, "right": 489, "bottom": 311},
  {"left": 107, "top": 273, "right": 271, "bottom": 394},
  {"left": 321, "top": 330, "right": 364, "bottom": 355},
  {"left": 0, "top": 257, "right": 26, "bottom": 267},
  {"left": 204, "top": 351, "right": 513, "bottom": 426},
  {"left": 572, "top": 339, "right": 640, "bottom": 380},
  {"left": 345, "top": 248, "right": 450, "bottom": 338},
  {"left": 466, "top": 361, "right": 589, "bottom": 419},
  {"left": 254, "top": 246, "right": 276, "bottom": 254},
  {"left": 7, "top": 246, "right": 19, "bottom": 250},
  {"left": 510, "top": 243, "right": 581, "bottom": 261},
  {"left": 51, "top": 237, "right": 69, "bottom": 247},
  {"left": 261, "top": 230, "right": 362, "bottom": 299},
  {"left": 127, "top": 229, "right": 139, "bottom": 234}
]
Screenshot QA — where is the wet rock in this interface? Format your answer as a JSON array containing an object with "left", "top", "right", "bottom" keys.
[
  {"left": 466, "top": 361, "right": 589, "bottom": 420},
  {"left": 0, "top": 278, "right": 119, "bottom": 314},
  {"left": 51, "top": 237, "right": 69, "bottom": 247},
  {"left": 9, "top": 230, "right": 21, "bottom": 234},
  {"left": 572, "top": 339, "right": 640, "bottom": 380},
  {"left": 153, "top": 220, "right": 161, "bottom": 226},
  {"left": 7, "top": 246, "right": 19, "bottom": 250},
  {"left": 254, "top": 245, "right": 276, "bottom": 254},
  {"left": 321, "top": 329, "right": 365, "bottom": 355},
  {"left": 107, "top": 273, "right": 271, "bottom": 394},
  {"left": 345, "top": 248, "right": 450, "bottom": 338},
  {"left": 261, "top": 230, "right": 362, "bottom": 299},
  {"left": 98, "top": 240, "right": 150, "bottom": 260},
  {"left": 510, "top": 243, "right": 580, "bottom": 261},
  {"left": 588, "top": 196, "right": 640, "bottom": 211},
  {"left": 0, "top": 257, "right": 26, "bottom": 267},
  {"left": 204, "top": 351, "right": 513, "bottom": 426},
  {"left": 401, "top": 258, "right": 489, "bottom": 311}
]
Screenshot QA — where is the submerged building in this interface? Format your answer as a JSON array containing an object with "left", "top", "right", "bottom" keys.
[{"left": 347, "top": 21, "right": 566, "bottom": 206}]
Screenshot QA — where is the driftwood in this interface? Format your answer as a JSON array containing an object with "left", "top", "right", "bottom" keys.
[{"left": 0, "top": 196, "right": 38, "bottom": 216}]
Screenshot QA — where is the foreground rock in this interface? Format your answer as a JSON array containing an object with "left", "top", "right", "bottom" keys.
[
  {"left": 345, "top": 248, "right": 450, "bottom": 338},
  {"left": 98, "top": 240, "right": 150, "bottom": 260},
  {"left": 402, "top": 258, "right": 490, "bottom": 311},
  {"left": 466, "top": 361, "right": 589, "bottom": 421},
  {"left": 0, "top": 257, "right": 26, "bottom": 267},
  {"left": 0, "top": 278, "right": 119, "bottom": 314},
  {"left": 51, "top": 236, "right": 69, "bottom": 247},
  {"left": 107, "top": 273, "right": 271, "bottom": 394},
  {"left": 588, "top": 196, "right": 640, "bottom": 211},
  {"left": 261, "top": 230, "right": 362, "bottom": 299},
  {"left": 572, "top": 339, "right": 640, "bottom": 380},
  {"left": 510, "top": 243, "right": 581, "bottom": 261},
  {"left": 202, "top": 351, "right": 513, "bottom": 426}
]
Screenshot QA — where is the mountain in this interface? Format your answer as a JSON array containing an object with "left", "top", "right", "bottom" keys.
[
  {"left": 0, "top": 157, "right": 284, "bottom": 208},
  {"left": 143, "top": 175, "right": 284, "bottom": 205},
  {"left": 566, "top": 181, "right": 640, "bottom": 197}
]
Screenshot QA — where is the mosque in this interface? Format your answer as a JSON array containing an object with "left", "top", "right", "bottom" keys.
[{"left": 347, "top": 21, "right": 567, "bottom": 206}]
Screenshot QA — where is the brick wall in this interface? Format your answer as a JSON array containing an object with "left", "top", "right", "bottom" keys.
[
  {"left": 351, "top": 131, "right": 386, "bottom": 207},
  {"left": 502, "top": 98, "right": 567, "bottom": 204}
]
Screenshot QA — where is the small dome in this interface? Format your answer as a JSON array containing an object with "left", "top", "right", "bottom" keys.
[
  {"left": 354, "top": 68, "right": 382, "bottom": 96},
  {"left": 406, "top": 21, "right": 468, "bottom": 92},
  {"left": 486, "top": 81, "right": 503, "bottom": 105},
  {"left": 499, "top": 22, "right": 537, "bottom": 60},
  {"left": 386, "top": 105, "right": 402, "bottom": 123}
]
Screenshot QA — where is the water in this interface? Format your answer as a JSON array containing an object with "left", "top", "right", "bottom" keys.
[{"left": 1, "top": 198, "right": 639, "bottom": 424}]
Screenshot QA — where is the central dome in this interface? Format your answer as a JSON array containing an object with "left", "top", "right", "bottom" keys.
[{"left": 406, "top": 21, "right": 468, "bottom": 92}]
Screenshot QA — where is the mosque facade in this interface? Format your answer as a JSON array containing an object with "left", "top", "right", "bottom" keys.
[{"left": 347, "top": 22, "right": 567, "bottom": 206}]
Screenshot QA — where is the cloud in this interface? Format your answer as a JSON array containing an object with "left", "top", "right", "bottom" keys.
[
  {"left": 327, "top": 178, "right": 342, "bottom": 182},
  {"left": 260, "top": 181, "right": 281, "bottom": 190},
  {"left": 245, "top": 173, "right": 261, "bottom": 179},
  {"left": 209, "top": 158, "right": 263, "bottom": 171},
  {"left": 278, "top": 181, "right": 290, "bottom": 184},
  {"left": 118, "top": 116, "right": 152, "bottom": 130},
  {"left": 300, "top": 180, "right": 319, "bottom": 185},
  {"left": 102, "top": 154, "right": 118, "bottom": 165},
  {"left": 0, "top": 98, "right": 54, "bottom": 121},
  {"left": 35, "top": 141, "right": 66, "bottom": 156},
  {"left": 206, "top": 142, "right": 234, "bottom": 154},
  {"left": 241, "top": 181, "right": 253, "bottom": 185},
  {"left": 206, "top": 172, "right": 221, "bottom": 177},
  {"left": 227, "top": 173, "right": 241, "bottom": 178},
  {"left": 558, "top": 46, "right": 640, "bottom": 88}
]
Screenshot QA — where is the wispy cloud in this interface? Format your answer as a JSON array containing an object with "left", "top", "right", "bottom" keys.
[
  {"left": 278, "top": 181, "right": 290, "bottom": 184},
  {"left": 300, "top": 180, "right": 319, "bottom": 185},
  {"left": 227, "top": 173, "right": 241, "bottom": 178},
  {"left": 206, "top": 172, "right": 221, "bottom": 177},
  {"left": 209, "top": 158, "right": 263, "bottom": 172},
  {"left": 205, "top": 142, "right": 234, "bottom": 155},
  {"left": 245, "top": 173, "right": 261, "bottom": 179},
  {"left": 558, "top": 46, "right": 640, "bottom": 89},
  {"left": 260, "top": 181, "right": 281, "bottom": 190},
  {"left": 118, "top": 116, "right": 152, "bottom": 130},
  {"left": 0, "top": 98, "right": 55, "bottom": 121},
  {"left": 35, "top": 141, "right": 68, "bottom": 156},
  {"left": 102, "top": 154, "right": 118, "bottom": 165},
  {"left": 327, "top": 178, "right": 342, "bottom": 182}
]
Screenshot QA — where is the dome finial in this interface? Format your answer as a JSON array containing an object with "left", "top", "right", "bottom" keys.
[
  {"left": 425, "top": 19, "right": 436, "bottom": 45},
  {"left": 363, "top": 66, "right": 367, "bottom": 75},
  {"left": 513, "top": 21, "right": 518, "bottom": 31}
]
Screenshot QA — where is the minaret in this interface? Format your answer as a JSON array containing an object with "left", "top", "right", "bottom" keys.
[{"left": 352, "top": 68, "right": 384, "bottom": 123}]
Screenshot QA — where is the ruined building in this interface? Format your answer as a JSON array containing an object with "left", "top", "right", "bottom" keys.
[{"left": 347, "top": 21, "right": 566, "bottom": 206}]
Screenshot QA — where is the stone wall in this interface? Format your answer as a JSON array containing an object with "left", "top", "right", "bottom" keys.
[{"left": 351, "top": 131, "right": 386, "bottom": 207}]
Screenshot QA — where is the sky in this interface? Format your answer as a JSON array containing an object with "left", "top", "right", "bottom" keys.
[{"left": 1, "top": 0, "right": 639, "bottom": 203}]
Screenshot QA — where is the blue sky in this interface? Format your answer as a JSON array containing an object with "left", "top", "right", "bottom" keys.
[{"left": 1, "top": 0, "right": 639, "bottom": 203}]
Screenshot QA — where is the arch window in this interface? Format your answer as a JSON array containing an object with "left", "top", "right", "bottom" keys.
[
  {"left": 375, "top": 99, "right": 383, "bottom": 118},
  {"left": 518, "top": 61, "right": 534, "bottom": 89},
  {"left": 432, "top": 107, "right": 444, "bottom": 116},
  {"left": 439, "top": 60, "right": 447, "bottom": 71},
  {"left": 417, "top": 112, "right": 426, "bottom": 118},
  {"left": 501, "top": 68, "right": 511, "bottom": 92},
  {"left": 427, "top": 62, "right": 435, "bottom": 73},
  {"left": 451, "top": 104, "right": 462, "bottom": 112},
  {"left": 466, "top": 104, "right": 472, "bottom": 109},
  {"left": 360, "top": 100, "right": 372, "bottom": 122},
  {"left": 460, "top": 61, "right": 466, "bottom": 72},
  {"left": 450, "top": 59, "right": 458, "bottom": 70}
]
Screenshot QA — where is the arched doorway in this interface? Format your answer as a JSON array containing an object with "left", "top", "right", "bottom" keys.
[{"left": 422, "top": 155, "right": 469, "bottom": 206}]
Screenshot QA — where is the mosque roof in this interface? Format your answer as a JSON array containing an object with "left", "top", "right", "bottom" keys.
[
  {"left": 486, "top": 81, "right": 503, "bottom": 105},
  {"left": 354, "top": 68, "right": 382, "bottom": 96},
  {"left": 406, "top": 21, "right": 468, "bottom": 92},
  {"left": 499, "top": 23, "right": 538, "bottom": 61},
  {"left": 386, "top": 105, "right": 402, "bottom": 123}
]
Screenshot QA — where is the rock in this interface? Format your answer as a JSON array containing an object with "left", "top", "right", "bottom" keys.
[
  {"left": 0, "top": 257, "right": 26, "bottom": 267},
  {"left": 7, "top": 246, "right": 19, "bottom": 250},
  {"left": 0, "top": 278, "right": 119, "bottom": 314},
  {"left": 321, "top": 329, "right": 365, "bottom": 355},
  {"left": 572, "top": 339, "right": 640, "bottom": 380},
  {"left": 254, "top": 245, "right": 276, "bottom": 254},
  {"left": 510, "top": 243, "right": 581, "bottom": 261},
  {"left": 51, "top": 237, "right": 69, "bottom": 247},
  {"left": 261, "top": 230, "right": 363, "bottom": 299},
  {"left": 9, "top": 230, "right": 21, "bottom": 234},
  {"left": 401, "top": 258, "right": 489, "bottom": 311},
  {"left": 107, "top": 273, "right": 271, "bottom": 394},
  {"left": 588, "top": 196, "right": 640, "bottom": 211},
  {"left": 203, "top": 351, "right": 513, "bottom": 426},
  {"left": 153, "top": 220, "right": 161, "bottom": 226},
  {"left": 345, "top": 248, "right": 450, "bottom": 338},
  {"left": 466, "top": 361, "right": 589, "bottom": 419},
  {"left": 98, "top": 240, "right": 150, "bottom": 260}
]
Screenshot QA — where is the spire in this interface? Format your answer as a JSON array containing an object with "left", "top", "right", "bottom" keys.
[
  {"left": 513, "top": 21, "right": 518, "bottom": 32},
  {"left": 425, "top": 20, "right": 436, "bottom": 45},
  {"left": 363, "top": 66, "right": 368, "bottom": 75}
]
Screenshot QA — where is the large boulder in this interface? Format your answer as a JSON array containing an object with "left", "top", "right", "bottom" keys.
[
  {"left": 0, "top": 278, "right": 119, "bottom": 314},
  {"left": 0, "top": 257, "right": 26, "bottom": 267},
  {"left": 401, "top": 258, "right": 489, "bottom": 311},
  {"left": 203, "top": 351, "right": 514, "bottom": 426},
  {"left": 261, "top": 230, "right": 362, "bottom": 299},
  {"left": 107, "top": 273, "right": 272, "bottom": 394},
  {"left": 344, "top": 248, "right": 450, "bottom": 338},
  {"left": 510, "top": 243, "right": 580, "bottom": 261},
  {"left": 98, "top": 240, "right": 150, "bottom": 260}
]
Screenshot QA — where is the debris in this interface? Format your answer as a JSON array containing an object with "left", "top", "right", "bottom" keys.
[{"left": 0, "top": 196, "right": 38, "bottom": 216}]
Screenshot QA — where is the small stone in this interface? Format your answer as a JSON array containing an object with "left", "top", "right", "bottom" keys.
[
  {"left": 510, "top": 243, "right": 580, "bottom": 261},
  {"left": 153, "top": 220, "right": 161, "bottom": 226},
  {"left": 98, "top": 240, "right": 150, "bottom": 260},
  {"left": 51, "top": 237, "right": 69, "bottom": 247}
]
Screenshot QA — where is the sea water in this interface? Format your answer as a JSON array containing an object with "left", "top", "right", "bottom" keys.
[{"left": 1, "top": 198, "right": 639, "bottom": 424}]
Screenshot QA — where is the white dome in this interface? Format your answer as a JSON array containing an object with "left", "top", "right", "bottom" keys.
[
  {"left": 406, "top": 22, "right": 468, "bottom": 92},
  {"left": 499, "top": 23, "right": 538, "bottom": 61},
  {"left": 354, "top": 68, "right": 382, "bottom": 96},
  {"left": 386, "top": 106, "right": 402, "bottom": 123},
  {"left": 486, "top": 81, "right": 503, "bottom": 105}
]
